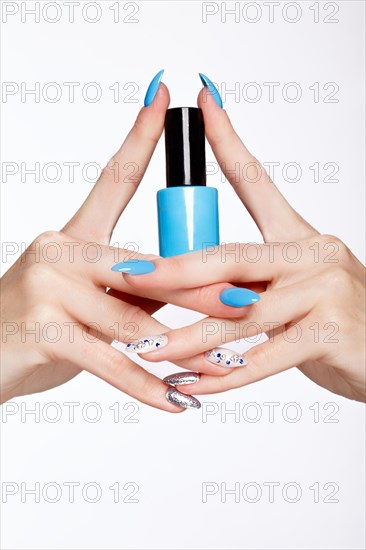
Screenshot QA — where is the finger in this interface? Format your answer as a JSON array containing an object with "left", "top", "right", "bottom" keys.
[
  {"left": 118, "top": 238, "right": 322, "bottom": 293},
  {"left": 58, "top": 325, "right": 185, "bottom": 412},
  {"left": 106, "top": 290, "right": 236, "bottom": 374},
  {"left": 62, "top": 83, "right": 170, "bottom": 244},
  {"left": 178, "top": 319, "right": 316, "bottom": 395},
  {"left": 62, "top": 283, "right": 230, "bottom": 376},
  {"left": 137, "top": 278, "right": 317, "bottom": 362},
  {"left": 62, "top": 281, "right": 168, "bottom": 343},
  {"left": 118, "top": 278, "right": 260, "bottom": 319},
  {"left": 198, "top": 89, "right": 318, "bottom": 242},
  {"left": 70, "top": 243, "right": 263, "bottom": 319},
  {"left": 107, "top": 288, "right": 166, "bottom": 316}
]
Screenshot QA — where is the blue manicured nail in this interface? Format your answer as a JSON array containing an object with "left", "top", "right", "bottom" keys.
[
  {"left": 111, "top": 260, "right": 156, "bottom": 275},
  {"left": 144, "top": 69, "right": 164, "bottom": 107},
  {"left": 199, "top": 73, "right": 223, "bottom": 108},
  {"left": 220, "top": 288, "right": 260, "bottom": 307}
]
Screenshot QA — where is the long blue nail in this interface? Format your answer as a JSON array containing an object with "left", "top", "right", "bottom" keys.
[
  {"left": 199, "top": 73, "right": 223, "bottom": 108},
  {"left": 144, "top": 69, "right": 164, "bottom": 107},
  {"left": 111, "top": 260, "right": 156, "bottom": 275},
  {"left": 220, "top": 288, "right": 260, "bottom": 307}
]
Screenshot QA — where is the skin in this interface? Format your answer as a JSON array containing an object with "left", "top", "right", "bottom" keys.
[
  {"left": 0, "top": 84, "right": 245, "bottom": 411},
  {"left": 1, "top": 86, "right": 365, "bottom": 407},
  {"left": 125, "top": 89, "right": 366, "bottom": 403}
]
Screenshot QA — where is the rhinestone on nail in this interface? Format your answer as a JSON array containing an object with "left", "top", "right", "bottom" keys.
[
  {"left": 124, "top": 334, "right": 168, "bottom": 353},
  {"left": 205, "top": 348, "right": 247, "bottom": 367}
]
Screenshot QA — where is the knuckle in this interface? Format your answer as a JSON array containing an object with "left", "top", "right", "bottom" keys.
[
  {"left": 210, "top": 375, "right": 234, "bottom": 393},
  {"left": 318, "top": 234, "right": 350, "bottom": 263},
  {"left": 118, "top": 305, "right": 149, "bottom": 340},
  {"left": 155, "top": 255, "right": 185, "bottom": 281},
  {"left": 136, "top": 371, "right": 156, "bottom": 400},
  {"left": 206, "top": 126, "right": 223, "bottom": 148},
  {"left": 246, "top": 344, "right": 267, "bottom": 370},
  {"left": 322, "top": 266, "right": 352, "bottom": 291},
  {"left": 163, "top": 255, "right": 183, "bottom": 273},
  {"left": 244, "top": 344, "right": 279, "bottom": 385},
  {"left": 21, "top": 262, "right": 55, "bottom": 290},
  {"left": 195, "top": 284, "right": 221, "bottom": 308},
  {"left": 19, "top": 232, "right": 63, "bottom": 269},
  {"left": 255, "top": 290, "right": 279, "bottom": 324},
  {"left": 103, "top": 348, "right": 128, "bottom": 380},
  {"left": 28, "top": 302, "right": 60, "bottom": 326},
  {"left": 133, "top": 115, "right": 159, "bottom": 146},
  {"left": 319, "top": 233, "right": 341, "bottom": 246},
  {"left": 317, "top": 305, "right": 343, "bottom": 327},
  {"left": 207, "top": 115, "right": 235, "bottom": 149},
  {"left": 35, "top": 230, "right": 63, "bottom": 248}
]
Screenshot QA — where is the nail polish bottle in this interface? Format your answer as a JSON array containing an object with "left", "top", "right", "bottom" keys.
[{"left": 157, "top": 107, "right": 220, "bottom": 257}]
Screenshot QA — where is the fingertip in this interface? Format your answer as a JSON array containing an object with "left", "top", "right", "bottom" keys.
[
  {"left": 164, "top": 401, "right": 187, "bottom": 414},
  {"left": 122, "top": 268, "right": 158, "bottom": 289},
  {"left": 145, "top": 82, "right": 170, "bottom": 113},
  {"left": 143, "top": 69, "right": 165, "bottom": 107},
  {"left": 177, "top": 383, "right": 200, "bottom": 395},
  {"left": 121, "top": 255, "right": 173, "bottom": 290},
  {"left": 196, "top": 352, "right": 237, "bottom": 376},
  {"left": 197, "top": 87, "right": 220, "bottom": 112},
  {"left": 219, "top": 287, "right": 261, "bottom": 308},
  {"left": 197, "top": 73, "right": 223, "bottom": 108},
  {"left": 197, "top": 89, "right": 234, "bottom": 146},
  {"left": 133, "top": 83, "right": 170, "bottom": 142},
  {"left": 137, "top": 350, "right": 163, "bottom": 363},
  {"left": 154, "top": 81, "right": 171, "bottom": 108}
]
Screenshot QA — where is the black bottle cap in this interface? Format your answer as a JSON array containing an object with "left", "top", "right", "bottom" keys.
[{"left": 164, "top": 107, "right": 206, "bottom": 187}]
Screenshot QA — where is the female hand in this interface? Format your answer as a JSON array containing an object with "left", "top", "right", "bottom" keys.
[
  {"left": 0, "top": 82, "right": 251, "bottom": 411},
  {"left": 122, "top": 88, "right": 366, "bottom": 403}
]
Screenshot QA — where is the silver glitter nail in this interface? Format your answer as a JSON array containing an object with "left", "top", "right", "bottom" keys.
[
  {"left": 125, "top": 334, "right": 168, "bottom": 353},
  {"left": 163, "top": 372, "right": 200, "bottom": 386},
  {"left": 166, "top": 388, "right": 201, "bottom": 410},
  {"left": 205, "top": 347, "right": 247, "bottom": 367}
]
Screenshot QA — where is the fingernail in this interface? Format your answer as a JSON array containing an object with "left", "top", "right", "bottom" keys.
[
  {"left": 111, "top": 260, "right": 155, "bottom": 275},
  {"left": 220, "top": 287, "right": 260, "bottom": 307},
  {"left": 163, "top": 372, "right": 200, "bottom": 386},
  {"left": 205, "top": 348, "right": 247, "bottom": 368},
  {"left": 125, "top": 334, "right": 168, "bottom": 353},
  {"left": 144, "top": 69, "right": 164, "bottom": 107},
  {"left": 199, "top": 73, "right": 223, "bottom": 108},
  {"left": 166, "top": 387, "right": 201, "bottom": 409}
]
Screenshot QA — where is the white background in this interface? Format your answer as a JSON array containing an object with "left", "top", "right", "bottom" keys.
[{"left": 1, "top": 1, "right": 365, "bottom": 549}]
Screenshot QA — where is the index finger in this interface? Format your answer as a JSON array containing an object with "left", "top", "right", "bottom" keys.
[
  {"left": 198, "top": 88, "right": 318, "bottom": 242},
  {"left": 118, "top": 242, "right": 305, "bottom": 292},
  {"left": 63, "top": 78, "right": 169, "bottom": 244}
]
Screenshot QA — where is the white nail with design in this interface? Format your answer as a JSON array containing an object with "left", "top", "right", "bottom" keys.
[
  {"left": 125, "top": 334, "right": 168, "bottom": 353},
  {"left": 205, "top": 348, "right": 247, "bottom": 367}
]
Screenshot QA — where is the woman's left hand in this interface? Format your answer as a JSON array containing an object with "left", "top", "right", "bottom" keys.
[{"left": 122, "top": 89, "right": 366, "bottom": 403}]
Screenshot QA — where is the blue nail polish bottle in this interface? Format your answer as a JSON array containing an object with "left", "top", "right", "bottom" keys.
[{"left": 157, "top": 107, "right": 220, "bottom": 257}]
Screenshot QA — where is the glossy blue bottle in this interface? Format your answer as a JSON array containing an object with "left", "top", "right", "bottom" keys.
[{"left": 157, "top": 107, "right": 219, "bottom": 257}]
